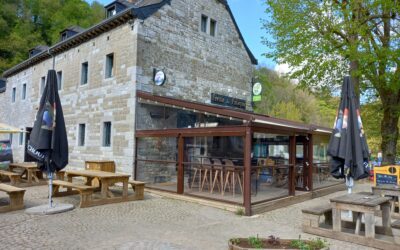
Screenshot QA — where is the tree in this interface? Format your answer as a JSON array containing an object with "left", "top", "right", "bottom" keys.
[
  {"left": 0, "top": 0, "right": 104, "bottom": 75},
  {"left": 264, "top": 0, "right": 400, "bottom": 163},
  {"left": 253, "top": 67, "right": 337, "bottom": 127}
]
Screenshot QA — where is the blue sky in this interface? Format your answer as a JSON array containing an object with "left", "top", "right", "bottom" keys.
[{"left": 86, "top": 0, "right": 274, "bottom": 68}]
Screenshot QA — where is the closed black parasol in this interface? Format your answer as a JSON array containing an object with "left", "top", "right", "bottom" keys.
[
  {"left": 27, "top": 69, "right": 68, "bottom": 172},
  {"left": 328, "top": 76, "right": 369, "bottom": 189}
]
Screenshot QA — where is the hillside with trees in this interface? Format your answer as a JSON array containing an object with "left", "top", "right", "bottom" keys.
[{"left": 0, "top": 0, "right": 104, "bottom": 76}]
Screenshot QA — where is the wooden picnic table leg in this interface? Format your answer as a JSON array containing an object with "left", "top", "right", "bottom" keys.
[
  {"left": 332, "top": 202, "right": 341, "bottom": 232},
  {"left": 101, "top": 180, "right": 109, "bottom": 199},
  {"left": 353, "top": 212, "right": 362, "bottom": 235},
  {"left": 27, "top": 169, "right": 32, "bottom": 184},
  {"left": 67, "top": 175, "right": 73, "bottom": 193},
  {"left": 364, "top": 212, "right": 375, "bottom": 238},
  {"left": 381, "top": 202, "right": 392, "bottom": 235},
  {"left": 122, "top": 180, "right": 128, "bottom": 198},
  {"left": 30, "top": 170, "right": 39, "bottom": 183}
]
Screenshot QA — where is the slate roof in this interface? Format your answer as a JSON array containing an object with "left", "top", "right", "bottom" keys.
[{"left": 3, "top": 0, "right": 256, "bottom": 77}]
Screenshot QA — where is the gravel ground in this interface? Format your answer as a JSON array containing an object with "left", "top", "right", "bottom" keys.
[{"left": 0, "top": 182, "right": 378, "bottom": 250}]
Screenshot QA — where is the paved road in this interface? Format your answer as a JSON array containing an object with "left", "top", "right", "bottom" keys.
[{"left": 0, "top": 182, "right": 377, "bottom": 249}]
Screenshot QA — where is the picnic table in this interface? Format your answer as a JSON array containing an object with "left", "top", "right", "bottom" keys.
[
  {"left": 66, "top": 170, "right": 130, "bottom": 199},
  {"left": 330, "top": 193, "right": 392, "bottom": 238},
  {"left": 9, "top": 162, "right": 41, "bottom": 185},
  {"left": 372, "top": 185, "right": 400, "bottom": 217},
  {"left": 52, "top": 169, "right": 145, "bottom": 207}
]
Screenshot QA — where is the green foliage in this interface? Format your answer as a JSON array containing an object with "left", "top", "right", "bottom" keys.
[
  {"left": 235, "top": 208, "right": 245, "bottom": 216},
  {"left": 290, "top": 236, "right": 327, "bottom": 250},
  {"left": 254, "top": 67, "right": 338, "bottom": 127},
  {"left": 229, "top": 238, "right": 240, "bottom": 245},
  {"left": 263, "top": 0, "right": 400, "bottom": 162},
  {"left": 248, "top": 235, "right": 263, "bottom": 249},
  {"left": 0, "top": 0, "right": 104, "bottom": 75}
]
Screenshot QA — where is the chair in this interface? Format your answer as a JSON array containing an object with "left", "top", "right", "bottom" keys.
[
  {"left": 211, "top": 158, "right": 223, "bottom": 194},
  {"left": 191, "top": 158, "right": 203, "bottom": 191},
  {"left": 200, "top": 158, "right": 212, "bottom": 192},
  {"left": 223, "top": 159, "right": 243, "bottom": 196}
]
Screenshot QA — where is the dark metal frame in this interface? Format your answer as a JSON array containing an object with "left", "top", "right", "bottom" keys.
[{"left": 135, "top": 91, "right": 334, "bottom": 215}]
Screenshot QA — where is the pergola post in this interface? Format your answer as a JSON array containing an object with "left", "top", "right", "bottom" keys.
[
  {"left": 244, "top": 125, "right": 252, "bottom": 216},
  {"left": 308, "top": 134, "right": 314, "bottom": 190},
  {"left": 289, "top": 135, "right": 296, "bottom": 196},
  {"left": 177, "top": 135, "right": 184, "bottom": 194}
]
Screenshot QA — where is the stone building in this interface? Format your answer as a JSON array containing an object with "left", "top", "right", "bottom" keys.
[
  {"left": 1, "top": 0, "right": 340, "bottom": 215},
  {"left": 1, "top": 0, "right": 256, "bottom": 173}
]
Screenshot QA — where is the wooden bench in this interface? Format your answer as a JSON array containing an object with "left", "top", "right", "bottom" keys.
[
  {"left": 302, "top": 203, "right": 332, "bottom": 228},
  {"left": 392, "top": 220, "right": 400, "bottom": 244},
  {"left": 0, "top": 183, "right": 25, "bottom": 212},
  {"left": 0, "top": 170, "right": 21, "bottom": 185},
  {"left": 52, "top": 180, "right": 97, "bottom": 208},
  {"left": 128, "top": 180, "right": 145, "bottom": 200}
]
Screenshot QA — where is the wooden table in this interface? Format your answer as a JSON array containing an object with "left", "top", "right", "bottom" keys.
[
  {"left": 9, "top": 162, "right": 41, "bottom": 185},
  {"left": 330, "top": 193, "right": 392, "bottom": 238},
  {"left": 66, "top": 170, "right": 130, "bottom": 199},
  {"left": 372, "top": 185, "right": 400, "bottom": 217}
]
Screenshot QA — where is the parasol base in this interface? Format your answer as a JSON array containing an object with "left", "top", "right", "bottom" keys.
[{"left": 25, "top": 203, "right": 74, "bottom": 215}]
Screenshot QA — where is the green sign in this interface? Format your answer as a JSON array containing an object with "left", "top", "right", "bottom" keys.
[{"left": 253, "top": 95, "right": 262, "bottom": 102}]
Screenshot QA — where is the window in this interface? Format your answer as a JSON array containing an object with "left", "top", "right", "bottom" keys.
[
  {"left": 81, "top": 62, "right": 88, "bottom": 85},
  {"left": 61, "top": 32, "right": 67, "bottom": 41},
  {"left": 22, "top": 83, "right": 26, "bottom": 100},
  {"left": 57, "top": 71, "right": 63, "bottom": 91},
  {"left": 105, "top": 53, "right": 114, "bottom": 78},
  {"left": 201, "top": 15, "right": 208, "bottom": 33},
  {"left": 102, "top": 122, "right": 112, "bottom": 147},
  {"left": 9, "top": 134, "right": 13, "bottom": 144},
  {"left": 41, "top": 76, "right": 46, "bottom": 94},
  {"left": 78, "top": 123, "right": 86, "bottom": 146},
  {"left": 19, "top": 132, "right": 23, "bottom": 146},
  {"left": 210, "top": 19, "right": 217, "bottom": 36},
  {"left": 107, "top": 6, "right": 116, "bottom": 18},
  {"left": 12, "top": 87, "right": 16, "bottom": 102}
]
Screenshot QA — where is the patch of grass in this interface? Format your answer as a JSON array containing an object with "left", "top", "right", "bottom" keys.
[
  {"left": 229, "top": 238, "right": 240, "bottom": 245},
  {"left": 235, "top": 208, "right": 245, "bottom": 216},
  {"left": 248, "top": 235, "right": 263, "bottom": 249},
  {"left": 290, "top": 235, "right": 328, "bottom": 250}
]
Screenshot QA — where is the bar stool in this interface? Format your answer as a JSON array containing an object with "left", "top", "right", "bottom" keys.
[
  {"left": 191, "top": 158, "right": 203, "bottom": 191},
  {"left": 200, "top": 158, "right": 212, "bottom": 192},
  {"left": 223, "top": 159, "right": 243, "bottom": 196},
  {"left": 211, "top": 158, "right": 223, "bottom": 194}
]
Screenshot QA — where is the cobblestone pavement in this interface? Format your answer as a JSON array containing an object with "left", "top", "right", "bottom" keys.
[{"left": 0, "top": 182, "right": 378, "bottom": 250}]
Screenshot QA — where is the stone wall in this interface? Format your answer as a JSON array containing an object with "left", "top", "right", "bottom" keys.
[
  {"left": 0, "top": 22, "right": 140, "bottom": 174},
  {"left": 136, "top": 0, "right": 254, "bottom": 109}
]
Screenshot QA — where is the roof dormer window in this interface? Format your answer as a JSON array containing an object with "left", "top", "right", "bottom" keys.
[
  {"left": 107, "top": 6, "right": 117, "bottom": 18},
  {"left": 61, "top": 32, "right": 68, "bottom": 41}
]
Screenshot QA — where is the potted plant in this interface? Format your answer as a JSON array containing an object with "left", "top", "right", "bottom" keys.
[{"left": 228, "top": 235, "right": 328, "bottom": 250}]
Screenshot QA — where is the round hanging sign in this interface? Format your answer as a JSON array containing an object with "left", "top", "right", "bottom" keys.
[
  {"left": 253, "top": 82, "right": 262, "bottom": 96},
  {"left": 154, "top": 70, "right": 166, "bottom": 86}
]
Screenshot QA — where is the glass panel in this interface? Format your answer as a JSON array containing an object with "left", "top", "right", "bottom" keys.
[
  {"left": 57, "top": 71, "right": 62, "bottom": 90},
  {"left": 183, "top": 136, "right": 244, "bottom": 204},
  {"left": 41, "top": 76, "right": 45, "bottom": 94},
  {"left": 81, "top": 62, "right": 88, "bottom": 85},
  {"left": 103, "top": 122, "right": 111, "bottom": 147},
  {"left": 136, "top": 137, "right": 178, "bottom": 192},
  {"left": 251, "top": 133, "right": 291, "bottom": 203},
  {"left": 105, "top": 53, "right": 114, "bottom": 78},
  {"left": 19, "top": 133, "right": 23, "bottom": 146},
  {"left": 201, "top": 15, "right": 208, "bottom": 33},
  {"left": 312, "top": 135, "right": 343, "bottom": 189},
  {"left": 22, "top": 84, "right": 26, "bottom": 100},
  {"left": 78, "top": 124, "right": 85, "bottom": 146},
  {"left": 136, "top": 102, "right": 243, "bottom": 130},
  {"left": 12, "top": 88, "right": 16, "bottom": 102},
  {"left": 210, "top": 19, "right": 216, "bottom": 36}
]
